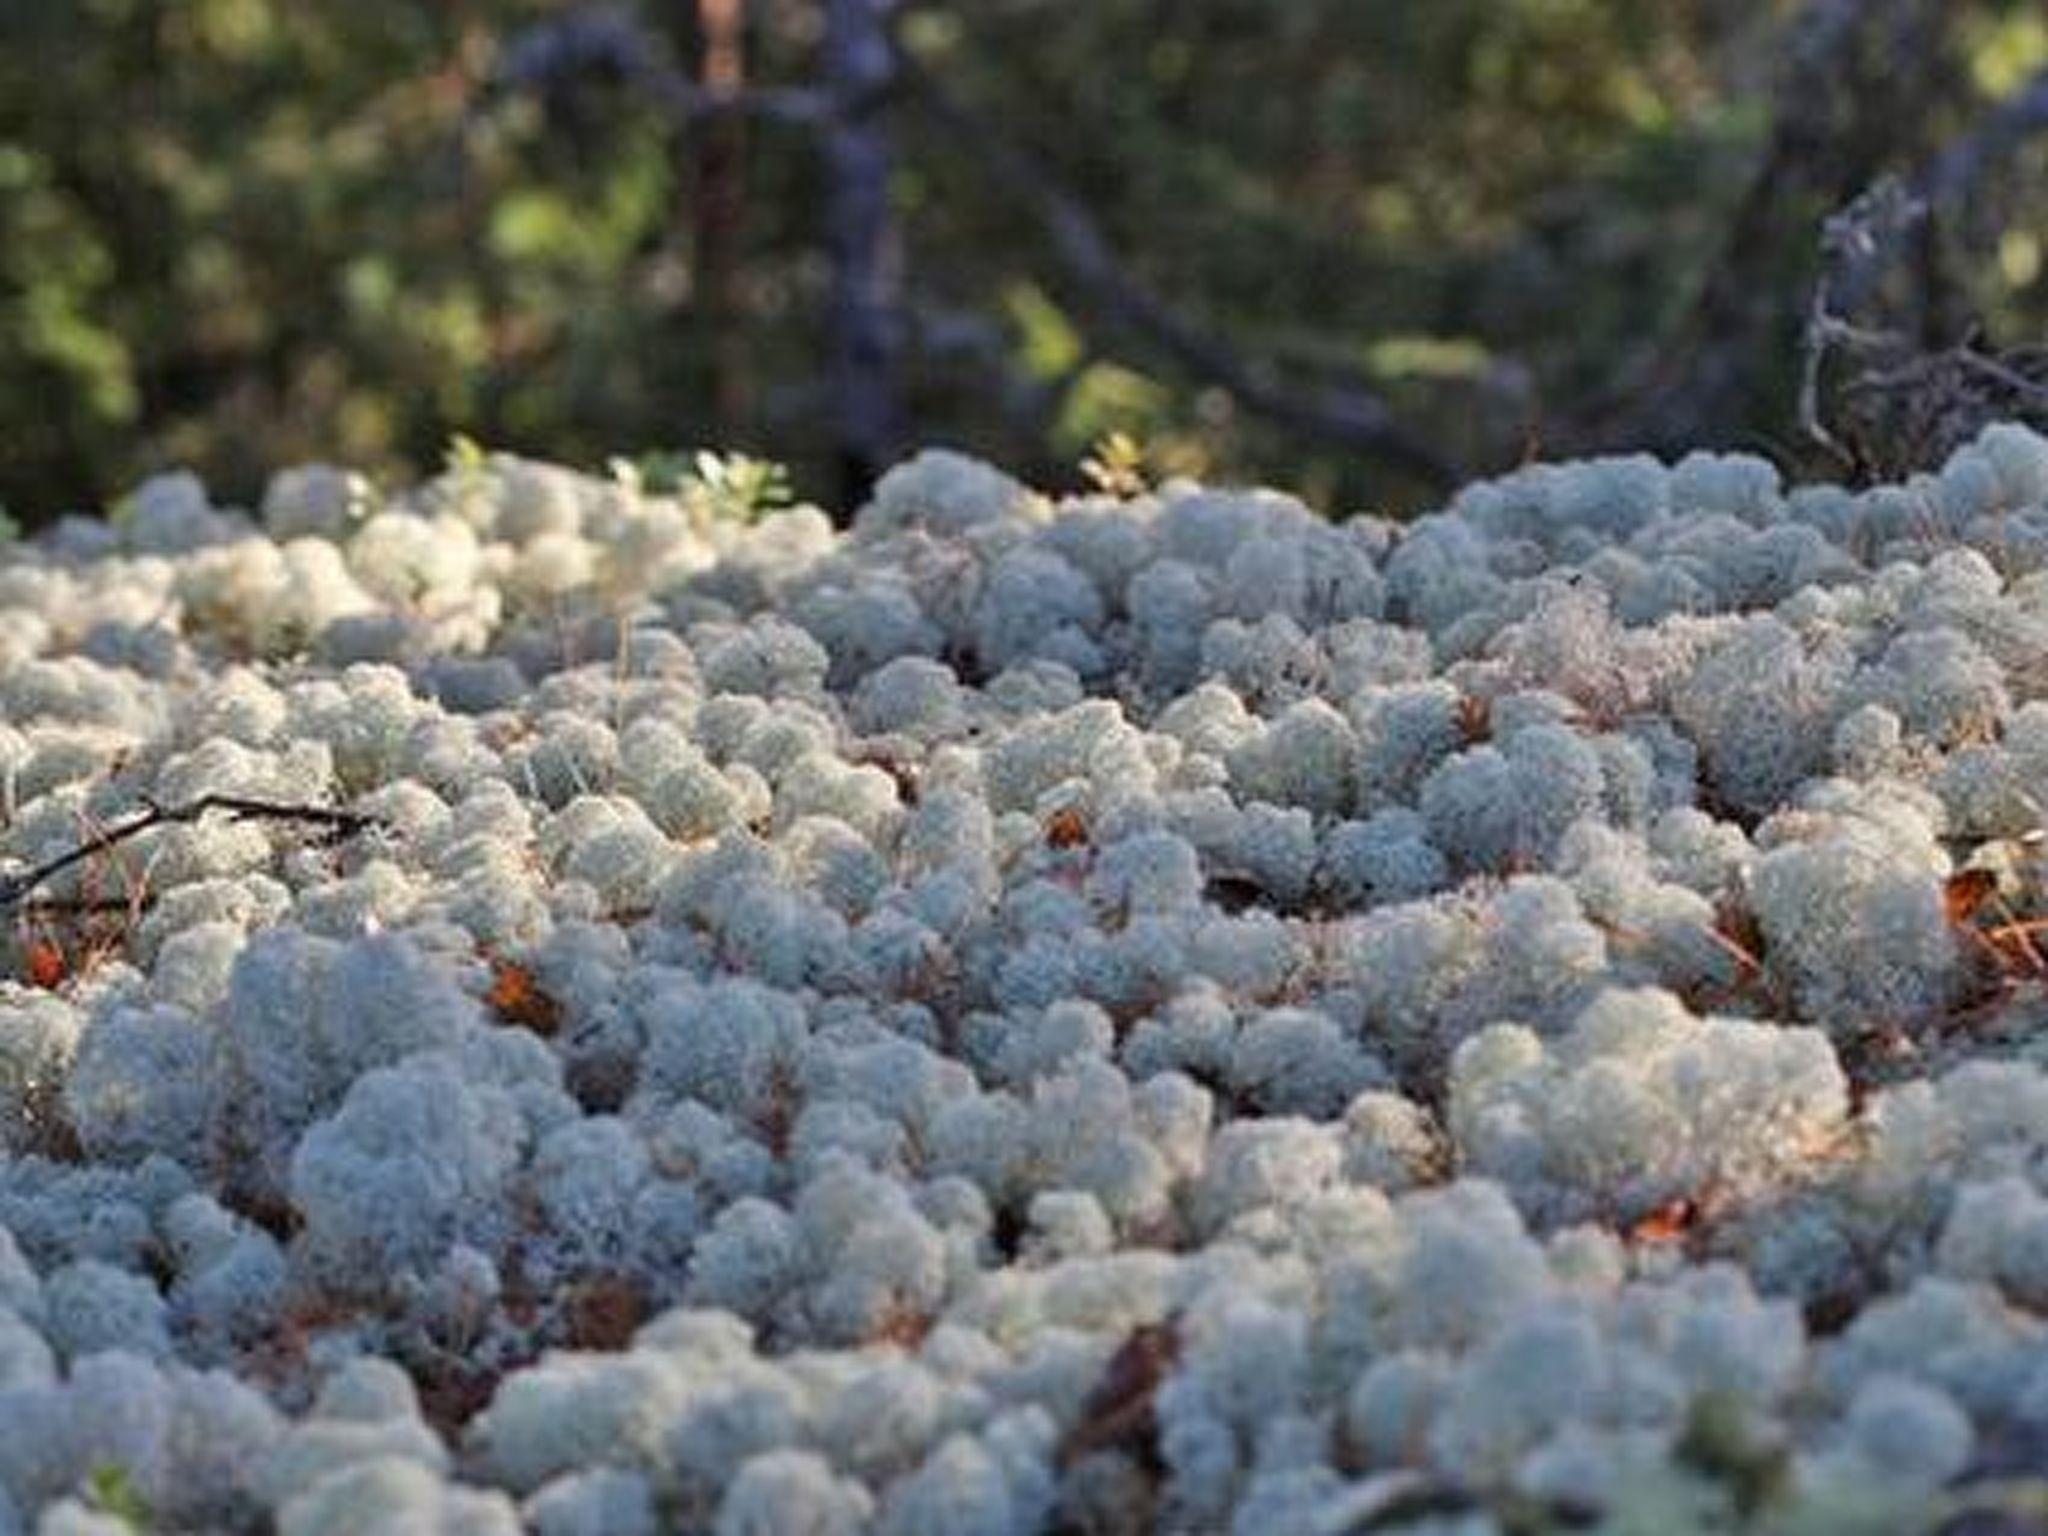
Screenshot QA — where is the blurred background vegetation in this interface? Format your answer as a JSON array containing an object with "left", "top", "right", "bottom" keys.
[{"left": 2, "top": 0, "right": 2046, "bottom": 526}]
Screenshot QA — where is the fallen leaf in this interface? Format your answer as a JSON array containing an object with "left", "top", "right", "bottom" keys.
[
  {"left": 1709, "top": 898, "right": 1766, "bottom": 983},
  {"left": 23, "top": 939, "right": 66, "bottom": 990},
  {"left": 1045, "top": 806, "right": 1089, "bottom": 849},
  {"left": 411, "top": 1355, "right": 506, "bottom": 1439},
  {"left": 870, "top": 1304, "right": 935, "bottom": 1351},
  {"left": 1629, "top": 1197, "right": 1698, "bottom": 1245},
  {"left": 1944, "top": 868, "right": 2000, "bottom": 928},
  {"left": 1457, "top": 693, "right": 1492, "bottom": 744},
  {"left": 486, "top": 960, "right": 562, "bottom": 1036}
]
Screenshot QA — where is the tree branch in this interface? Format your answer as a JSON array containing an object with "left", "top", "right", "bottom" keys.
[
  {"left": 1559, "top": 0, "right": 1935, "bottom": 452},
  {"left": 1791, "top": 31, "right": 2048, "bottom": 489},
  {"left": 1797, "top": 178, "right": 1928, "bottom": 464},
  {"left": 823, "top": 0, "right": 911, "bottom": 508},
  {"left": 893, "top": 55, "right": 1458, "bottom": 491},
  {"left": 1916, "top": 61, "right": 2048, "bottom": 212},
  {"left": 0, "top": 795, "right": 382, "bottom": 914},
  {"left": 492, "top": 7, "right": 841, "bottom": 128}
]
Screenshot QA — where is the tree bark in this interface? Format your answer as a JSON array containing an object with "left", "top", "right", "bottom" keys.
[
  {"left": 695, "top": 0, "right": 749, "bottom": 430},
  {"left": 822, "top": 0, "right": 906, "bottom": 515}
]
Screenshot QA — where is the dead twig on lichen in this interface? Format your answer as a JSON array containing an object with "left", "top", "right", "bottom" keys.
[{"left": 0, "top": 794, "right": 381, "bottom": 914}]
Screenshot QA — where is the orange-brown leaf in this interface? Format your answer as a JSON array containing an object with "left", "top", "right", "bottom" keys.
[
  {"left": 1944, "top": 869, "right": 2000, "bottom": 928},
  {"left": 411, "top": 1357, "right": 506, "bottom": 1440},
  {"left": 870, "top": 1304, "right": 935, "bottom": 1351},
  {"left": 23, "top": 940, "right": 66, "bottom": 990},
  {"left": 1709, "top": 898, "right": 1766, "bottom": 981},
  {"left": 1628, "top": 1197, "right": 1697, "bottom": 1246},
  {"left": 1045, "top": 806, "right": 1089, "bottom": 849},
  {"left": 486, "top": 961, "right": 562, "bottom": 1036},
  {"left": 1457, "top": 694, "right": 1492, "bottom": 745}
]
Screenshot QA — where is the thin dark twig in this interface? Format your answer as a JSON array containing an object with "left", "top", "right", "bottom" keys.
[
  {"left": 1833, "top": 344, "right": 2048, "bottom": 411},
  {"left": 1950, "top": 350, "right": 2048, "bottom": 405},
  {"left": 0, "top": 795, "right": 381, "bottom": 913},
  {"left": 11, "top": 897, "right": 153, "bottom": 920}
]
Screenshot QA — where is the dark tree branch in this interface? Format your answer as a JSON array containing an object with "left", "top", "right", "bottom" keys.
[
  {"left": 0, "top": 796, "right": 382, "bottom": 913},
  {"left": 1556, "top": 0, "right": 1979, "bottom": 463},
  {"left": 893, "top": 56, "right": 1458, "bottom": 491},
  {"left": 1561, "top": 0, "right": 1895, "bottom": 447},
  {"left": 1840, "top": 344, "right": 2048, "bottom": 405},
  {"left": 493, "top": 7, "right": 839, "bottom": 128},
  {"left": 1796, "top": 170, "right": 2048, "bottom": 480},
  {"left": 488, "top": 3, "right": 1459, "bottom": 490},
  {"left": 1916, "top": 62, "right": 2048, "bottom": 211},
  {"left": 823, "top": 0, "right": 910, "bottom": 510},
  {"left": 694, "top": 0, "right": 753, "bottom": 429},
  {"left": 1797, "top": 178, "right": 1928, "bottom": 464}
]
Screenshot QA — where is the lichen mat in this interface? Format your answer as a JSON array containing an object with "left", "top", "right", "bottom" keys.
[{"left": 0, "top": 434, "right": 2044, "bottom": 1531}]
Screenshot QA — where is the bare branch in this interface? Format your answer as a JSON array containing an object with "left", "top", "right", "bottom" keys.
[
  {"left": 1949, "top": 348, "right": 2048, "bottom": 405},
  {"left": 0, "top": 795, "right": 382, "bottom": 914},
  {"left": 894, "top": 56, "right": 1458, "bottom": 491},
  {"left": 1796, "top": 168, "right": 2048, "bottom": 479},
  {"left": 493, "top": 7, "right": 840, "bottom": 128},
  {"left": 1797, "top": 179, "right": 1926, "bottom": 464},
  {"left": 1561, "top": 0, "right": 1935, "bottom": 452},
  {"left": 1797, "top": 285, "right": 1853, "bottom": 467},
  {"left": 1916, "top": 62, "right": 2048, "bottom": 211}
]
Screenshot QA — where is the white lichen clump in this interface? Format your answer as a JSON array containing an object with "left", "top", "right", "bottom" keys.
[{"left": 1, "top": 430, "right": 2048, "bottom": 1529}]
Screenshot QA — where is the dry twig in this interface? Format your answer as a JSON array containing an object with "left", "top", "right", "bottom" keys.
[{"left": 0, "top": 794, "right": 381, "bottom": 914}]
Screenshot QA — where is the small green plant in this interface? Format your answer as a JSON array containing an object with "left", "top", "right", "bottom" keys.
[
  {"left": 443, "top": 432, "right": 489, "bottom": 479},
  {"left": 437, "top": 431, "right": 496, "bottom": 525},
  {"left": 1079, "top": 431, "right": 1153, "bottom": 499},
  {"left": 0, "top": 503, "right": 18, "bottom": 543},
  {"left": 85, "top": 1462, "right": 152, "bottom": 1530},
  {"left": 1675, "top": 1390, "right": 1790, "bottom": 1520},
  {"left": 619, "top": 449, "right": 794, "bottom": 526},
  {"left": 692, "top": 451, "right": 793, "bottom": 523}
]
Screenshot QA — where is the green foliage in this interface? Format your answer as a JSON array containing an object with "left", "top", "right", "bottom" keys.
[
  {"left": 625, "top": 449, "right": 795, "bottom": 525},
  {"left": 1078, "top": 431, "right": 1153, "bottom": 499},
  {"left": 687, "top": 451, "right": 793, "bottom": 523},
  {"left": 436, "top": 431, "right": 496, "bottom": 524},
  {"left": 85, "top": 1461, "right": 151, "bottom": 1530},
  {"left": 1674, "top": 1390, "right": 1791, "bottom": 1520},
  {"left": 443, "top": 432, "right": 489, "bottom": 480},
  {"left": 0, "top": 2, "right": 2043, "bottom": 522}
]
